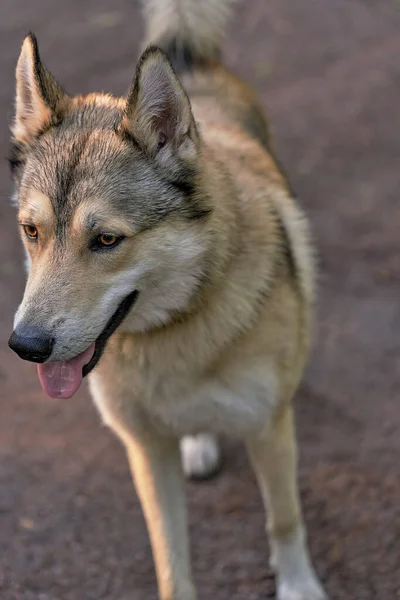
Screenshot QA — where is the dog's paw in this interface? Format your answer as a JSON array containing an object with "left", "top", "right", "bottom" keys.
[
  {"left": 271, "top": 527, "right": 327, "bottom": 600},
  {"left": 180, "top": 434, "right": 221, "bottom": 480},
  {"left": 277, "top": 574, "right": 327, "bottom": 600}
]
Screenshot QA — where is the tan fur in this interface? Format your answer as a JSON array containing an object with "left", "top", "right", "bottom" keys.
[
  {"left": 14, "top": 36, "right": 69, "bottom": 144},
  {"left": 18, "top": 190, "right": 54, "bottom": 229},
  {"left": 10, "top": 5, "right": 327, "bottom": 600}
]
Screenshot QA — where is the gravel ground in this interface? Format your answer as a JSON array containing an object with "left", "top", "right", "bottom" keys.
[{"left": 0, "top": 1, "right": 399, "bottom": 598}]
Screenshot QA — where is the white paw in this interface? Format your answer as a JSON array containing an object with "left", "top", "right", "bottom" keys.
[
  {"left": 271, "top": 526, "right": 327, "bottom": 600},
  {"left": 277, "top": 574, "right": 327, "bottom": 600},
  {"left": 180, "top": 434, "right": 221, "bottom": 479}
]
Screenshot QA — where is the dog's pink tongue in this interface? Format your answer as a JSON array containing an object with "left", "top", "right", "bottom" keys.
[{"left": 37, "top": 344, "right": 95, "bottom": 399}]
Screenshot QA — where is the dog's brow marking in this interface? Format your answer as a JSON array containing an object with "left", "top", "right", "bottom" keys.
[
  {"left": 87, "top": 214, "right": 98, "bottom": 230},
  {"left": 71, "top": 200, "right": 137, "bottom": 238},
  {"left": 20, "top": 190, "right": 54, "bottom": 226}
]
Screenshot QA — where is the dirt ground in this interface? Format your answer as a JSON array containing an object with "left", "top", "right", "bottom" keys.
[{"left": 0, "top": 1, "right": 399, "bottom": 599}]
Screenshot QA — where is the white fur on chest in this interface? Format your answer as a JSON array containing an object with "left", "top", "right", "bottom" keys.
[
  {"left": 150, "top": 362, "right": 279, "bottom": 436},
  {"left": 90, "top": 362, "right": 279, "bottom": 438}
]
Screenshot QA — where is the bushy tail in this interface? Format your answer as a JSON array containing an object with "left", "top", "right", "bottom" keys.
[{"left": 141, "top": 0, "right": 237, "bottom": 70}]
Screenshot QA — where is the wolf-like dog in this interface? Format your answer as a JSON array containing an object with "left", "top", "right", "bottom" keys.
[{"left": 8, "top": 1, "right": 327, "bottom": 598}]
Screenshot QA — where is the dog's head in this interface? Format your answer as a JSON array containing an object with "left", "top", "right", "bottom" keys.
[{"left": 8, "top": 34, "right": 212, "bottom": 398}]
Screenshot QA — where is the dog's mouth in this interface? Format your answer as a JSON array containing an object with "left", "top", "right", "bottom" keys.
[{"left": 37, "top": 291, "right": 138, "bottom": 399}]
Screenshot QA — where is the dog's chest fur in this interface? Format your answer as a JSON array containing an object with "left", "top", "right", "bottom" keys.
[{"left": 89, "top": 339, "right": 279, "bottom": 438}]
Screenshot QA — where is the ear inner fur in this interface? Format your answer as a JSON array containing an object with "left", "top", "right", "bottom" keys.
[{"left": 121, "top": 46, "right": 199, "bottom": 161}]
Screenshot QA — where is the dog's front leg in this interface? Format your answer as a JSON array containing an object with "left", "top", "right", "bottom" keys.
[
  {"left": 122, "top": 427, "right": 196, "bottom": 600},
  {"left": 246, "top": 406, "right": 327, "bottom": 600}
]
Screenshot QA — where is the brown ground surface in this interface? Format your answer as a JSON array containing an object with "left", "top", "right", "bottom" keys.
[{"left": 0, "top": 1, "right": 399, "bottom": 599}]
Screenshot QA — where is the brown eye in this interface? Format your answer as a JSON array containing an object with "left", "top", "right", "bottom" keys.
[
  {"left": 98, "top": 233, "right": 118, "bottom": 246},
  {"left": 92, "top": 233, "right": 124, "bottom": 251},
  {"left": 23, "top": 224, "right": 38, "bottom": 240}
]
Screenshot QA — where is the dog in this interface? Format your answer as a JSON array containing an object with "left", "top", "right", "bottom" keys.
[{"left": 8, "top": 1, "right": 327, "bottom": 598}]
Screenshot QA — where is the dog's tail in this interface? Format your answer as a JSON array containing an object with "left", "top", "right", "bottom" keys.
[{"left": 141, "top": 0, "right": 237, "bottom": 71}]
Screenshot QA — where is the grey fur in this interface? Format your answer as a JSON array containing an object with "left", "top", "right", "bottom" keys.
[{"left": 15, "top": 97, "right": 208, "bottom": 245}]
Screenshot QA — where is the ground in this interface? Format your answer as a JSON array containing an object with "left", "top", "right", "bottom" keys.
[{"left": 0, "top": 1, "right": 399, "bottom": 599}]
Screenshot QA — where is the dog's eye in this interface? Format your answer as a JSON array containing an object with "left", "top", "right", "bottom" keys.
[
  {"left": 98, "top": 234, "right": 119, "bottom": 247},
  {"left": 23, "top": 225, "right": 38, "bottom": 240},
  {"left": 92, "top": 233, "right": 123, "bottom": 250}
]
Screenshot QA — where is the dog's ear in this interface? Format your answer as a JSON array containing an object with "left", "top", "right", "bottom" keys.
[
  {"left": 122, "top": 46, "right": 200, "bottom": 174},
  {"left": 13, "top": 33, "right": 69, "bottom": 144}
]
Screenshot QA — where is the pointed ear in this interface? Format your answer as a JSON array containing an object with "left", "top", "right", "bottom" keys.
[
  {"left": 121, "top": 46, "right": 200, "bottom": 173},
  {"left": 13, "top": 33, "right": 69, "bottom": 144}
]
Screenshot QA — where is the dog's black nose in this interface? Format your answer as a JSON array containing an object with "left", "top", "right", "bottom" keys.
[{"left": 8, "top": 326, "right": 53, "bottom": 363}]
